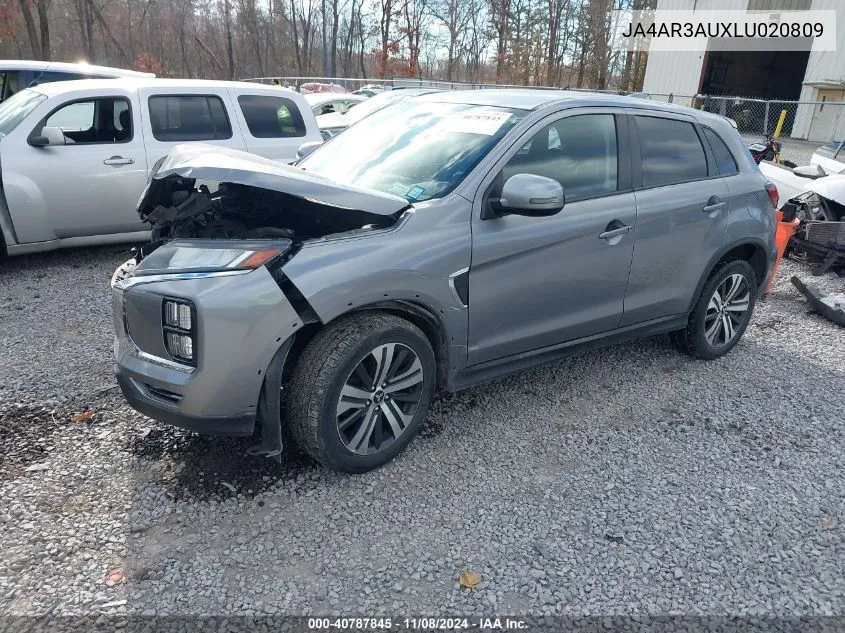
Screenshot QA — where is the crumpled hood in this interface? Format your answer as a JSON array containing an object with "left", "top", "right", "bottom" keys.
[
  {"left": 804, "top": 173, "right": 845, "bottom": 207},
  {"left": 139, "top": 143, "right": 410, "bottom": 218}
]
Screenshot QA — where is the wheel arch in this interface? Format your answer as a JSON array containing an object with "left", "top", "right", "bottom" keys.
[
  {"left": 689, "top": 238, "right": 770, "bottom": 313},
  {"left": 281, "top": 300, "right": 451, "bottom": 391}
]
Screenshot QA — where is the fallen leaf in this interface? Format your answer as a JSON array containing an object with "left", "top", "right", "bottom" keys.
[
  {"left": 105, "top": 569, "right": 124, "bottom": 587},
  {"left": 459, "top": 569, "right": 482, "bottom": 590},
  {"left": 73, "top": 411, "right": 94, "bottom": 423}
]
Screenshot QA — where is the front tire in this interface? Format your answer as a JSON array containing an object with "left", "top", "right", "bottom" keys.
[
  {"left": 287, "top": 312, "right": 436, "bottom": 473},
  {"left": 671, "top": 259, "right": 757, "bottom": 360}
]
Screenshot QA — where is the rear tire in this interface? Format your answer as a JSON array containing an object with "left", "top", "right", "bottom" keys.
[
  {"left": 287, "top": 312, "right": 435, "bottom": 473},
  {"left": 671, "top": 259, "right": 757, "bottom": 360}
]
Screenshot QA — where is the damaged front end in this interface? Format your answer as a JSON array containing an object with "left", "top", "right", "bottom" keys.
[
  {"left": 130, "top": 143, "right": 409, "bottom": 266},
  {"left": 112, "top": 144, "right": 412, "bottom": 456}
]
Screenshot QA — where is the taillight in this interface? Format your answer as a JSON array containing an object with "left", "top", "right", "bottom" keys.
[{"left": 765, "top": 181, "right": 779, "bottom": 209}]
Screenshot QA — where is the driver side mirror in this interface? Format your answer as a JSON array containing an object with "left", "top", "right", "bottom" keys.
[
  {"left": 30, "top": 126, "right": 66, "bottom": 147},
  {"left": 492, "top": 173, "right": 565, "bottom": 217},
  {"left": 296, "top": 140, "right": 323, "bottom": 161}
]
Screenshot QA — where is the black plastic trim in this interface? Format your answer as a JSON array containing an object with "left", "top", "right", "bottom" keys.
[
  {"left": 448, "top": 314, "right": 687, "bottom": 392},
  {"left": 452, "top": 270, "right": 469, "bottom": 306}
]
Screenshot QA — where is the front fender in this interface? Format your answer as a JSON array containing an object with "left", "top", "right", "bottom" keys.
[
  {"left": 281, "top": 198, "right": 472, "bottom": 372},
  {"left": 1, "top": 166, "right": 54, "bottom": 244}
]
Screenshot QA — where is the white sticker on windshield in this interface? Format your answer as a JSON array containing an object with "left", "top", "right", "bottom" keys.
[
  {"left": 389, "top": 183, "right": 409, "bottom": 197},
  {"left": 445, "top": 110, "right": 512, "bottom": 136}
]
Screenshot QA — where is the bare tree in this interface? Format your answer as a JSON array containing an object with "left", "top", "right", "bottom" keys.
[
  {"left": 401, "top": 0, "right": 426, "bottom": 77},
  {"left": 0, "top": 0, "right": 635, "bottom": 90},
  {"left": 489, "top": 0, "right": 509, "bottom": 82},
  {"left": 430, "top": 0, "right": 469, "bottom": 82},
  {"left": 376, "top": 0, "right": 397, "bottom": 78},
  {"left": 17, "top": 0, "right": 51, "bottom": 59}
]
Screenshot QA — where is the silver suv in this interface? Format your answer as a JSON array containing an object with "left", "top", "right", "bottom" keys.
[{"left": 112, "top": 90, "right": 778, "bottom": 473}]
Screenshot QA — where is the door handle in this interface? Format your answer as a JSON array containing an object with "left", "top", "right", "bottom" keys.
[
  {"left": 703, "top": 195, "right": 726, "bottom": 213},
  {"left": 599, "top": 224, "right": 631, "bottom": 240},
  {"left": 103, "top": 156, "right": 135, "bottom": 166}
]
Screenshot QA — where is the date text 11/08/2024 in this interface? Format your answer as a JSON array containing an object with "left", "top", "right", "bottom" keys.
[{"left": 307, "top": 617, "right": 529, "bottom": 630}]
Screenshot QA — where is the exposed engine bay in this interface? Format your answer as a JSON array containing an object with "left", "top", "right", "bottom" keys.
[{"left": 136, "top": 176, "right": 402, "bottom": 261}]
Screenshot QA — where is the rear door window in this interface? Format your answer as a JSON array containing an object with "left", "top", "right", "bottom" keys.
[
  {"left": 148, "top": 95, "right": 232, "bottom": 141},
  {"left": 237, "top": 95, "right": 306, "bottom": 138},
  {"left": 636, "top": 116, "right": 708, "bottom": 188},
  {"left": 702, "top": 127, "right": 738, "bottom": 175}
]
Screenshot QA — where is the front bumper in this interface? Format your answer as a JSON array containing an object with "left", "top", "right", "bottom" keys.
[
  {"left": 112, "top": 266, "right": 303, "bottom": 436},
  {"left": 116, "top": 369, "right": 256, "bottom": 435}
]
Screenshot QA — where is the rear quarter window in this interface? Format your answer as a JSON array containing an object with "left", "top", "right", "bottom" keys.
[
  {"left": 703, "top": 126, "right": 738, "bottom": 175},
  {"left": 636, "top": 115, "right": 708, "bottom": 188},
  {"left": 237, "top": 95, "right": 306, "bottom": 138}
]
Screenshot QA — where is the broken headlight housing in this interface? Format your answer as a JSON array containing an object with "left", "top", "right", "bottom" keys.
[
  {"left": 162, "top": 298, "right": 196, "bottom": 365},
  {"left": 133, "top": 239, "right": 291, "bottom": 277}
]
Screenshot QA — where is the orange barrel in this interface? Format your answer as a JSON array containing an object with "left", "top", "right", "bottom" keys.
[{"left": 765, "top": 210, "right": 800, "bottom": 293}]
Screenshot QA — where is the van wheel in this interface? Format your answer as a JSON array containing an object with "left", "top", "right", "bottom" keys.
[
  {"left": 671, "top": 259, "right": 757, "bottom": 360},
  {"left": 287, "top": 312, "right": 435, "bottom": 473}
]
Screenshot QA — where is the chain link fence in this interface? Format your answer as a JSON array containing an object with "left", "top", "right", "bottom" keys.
[
  {"left": 242, "top": 76, "right": 844, "bottom": 144},
  {"left": 242, "top": 75, "right": 621, "bottom": 93},
  {"left": 645, "top": 93, "right": 845, "bottom": 144}
]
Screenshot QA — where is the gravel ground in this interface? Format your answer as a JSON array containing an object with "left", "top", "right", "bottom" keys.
[{"left": 0, "top": 246, "right": 844, "bottom": 625}]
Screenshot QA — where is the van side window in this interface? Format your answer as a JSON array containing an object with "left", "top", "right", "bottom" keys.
[
  {"left": 1, "top": 71, "right": 22, "bottom": 100},
  {"left": 33, "top": 71, "right": 89, "bottom": 85},
  {"left": 502, "top": 114, "right": 618, "bottom": 199},
  {"left": 148, "top": 95, "right": 232, "bottom": 141},
  {"left": 41, "top": 97, "right": 132, "bottom": 144},
  {"left": 237, "top": 95, "right": 306, "bottom": 138},
  {"left": 702, "top": 126, "right": 738, "bottom": 175},
  {"left": 636, "top": 116, "right": 708, "bottom": 187}
]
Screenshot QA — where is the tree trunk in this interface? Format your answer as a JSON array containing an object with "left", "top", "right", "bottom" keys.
[
  {"left": 18, "top": 0, "right": 42, "bottom": 59},
  {"left": 321, "top": 0, "right": 328, "bottom": 75},
  {"left": 330, "top": 0, "right": 339, "bottom": 77},
  {"left": 224, "top": 0, "right": 235, "bottom": 79},
  {"left": 89, "top": 0, "right": 129, "bottom": 63},
  {"left": 36, "top": 0, "right": 51, "bottom": 60}
]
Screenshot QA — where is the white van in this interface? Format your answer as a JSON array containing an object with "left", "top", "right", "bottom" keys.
[
  {"left": 0, "top": 60, "right": 154, "bottom": 103},
  {"left": 0, "top": 78, "right": 322, "bottom": 256}
]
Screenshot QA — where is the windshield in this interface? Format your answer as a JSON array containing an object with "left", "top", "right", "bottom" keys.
[
  {"left": 341, "top": 91, "right": 420, "bottom": 126},
  {"left": 301, "top": 101, "right": 525, "bottom": 202},
  {"left": 0, "top": 89, "right": 47, "bottom": 138}
]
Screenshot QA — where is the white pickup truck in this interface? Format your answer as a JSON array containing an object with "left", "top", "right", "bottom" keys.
[{"left": 0, "top": 78, "right": 322, "bottom": 257}]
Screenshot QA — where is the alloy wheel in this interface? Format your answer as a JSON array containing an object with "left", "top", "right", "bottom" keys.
[
  {"left": 335, "top": 343, "right": 425, "bottom": 455},
  {"left": 704, "top": 273, "right": 750, "bottom": 347}
]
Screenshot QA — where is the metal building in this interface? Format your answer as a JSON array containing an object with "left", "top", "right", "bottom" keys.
[{"left": 641, "top": 0, "right": 845, "bottom": 141}]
